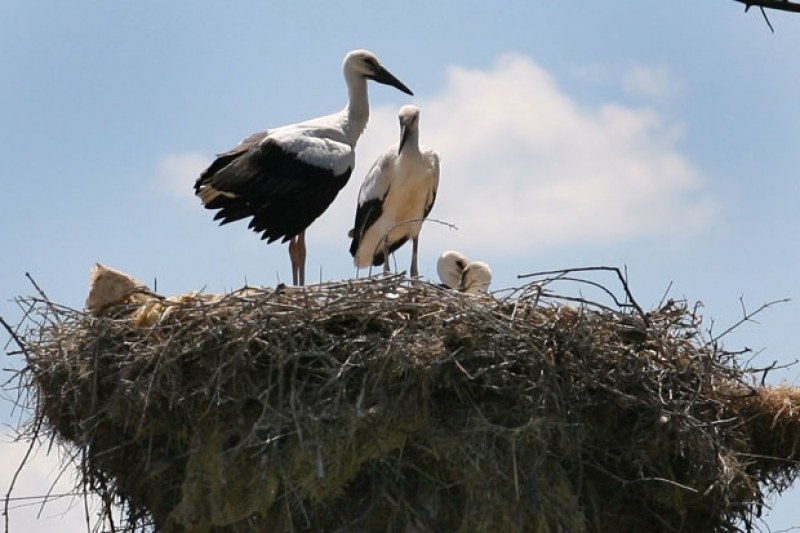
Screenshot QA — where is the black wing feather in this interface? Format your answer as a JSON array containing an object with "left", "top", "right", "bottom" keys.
[
  {"left": 194, "top": 130, "right": 268, "bottom": 194},
  {"left": 348, "top": 193, "right": 411, "bottom": 267},
  {"left": 348, "top": 197, "right": 385, "bottom": 258},
  {"left": 197, "top": 139, "right": 351, "bottom": 243}
]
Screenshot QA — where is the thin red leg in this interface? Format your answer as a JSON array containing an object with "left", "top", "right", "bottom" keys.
[
  {"left": 288, "top": 233, "right": 306, "bottom": 286},
  {"left": 296, "top": 231, "right": 306, "bottom": 286},
  {"left": 288, "top": 237, "right": 299, "bottom": 285}
]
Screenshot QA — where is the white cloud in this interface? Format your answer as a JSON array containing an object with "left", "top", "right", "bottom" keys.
[
  {"left": 317, "top": 53, "right": 716, "bottom": 256},
  {"left": 1, "top": 436, "right": 103, "bottom": 532},
  {"left": 152, "top": 152, "right": 209, "bottom": 206}
]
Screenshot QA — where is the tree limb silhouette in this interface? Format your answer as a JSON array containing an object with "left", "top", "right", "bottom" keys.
[
  {"left": 732, "top": 0, "right": 800, "bottom": 13},
  {"left": 732, "top": 0, "right": 800, "bottom": 32}
]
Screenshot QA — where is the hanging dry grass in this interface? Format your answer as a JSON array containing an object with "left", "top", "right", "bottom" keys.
[{"left": 3, "top": 268, "right": 799, "bottom": 532}]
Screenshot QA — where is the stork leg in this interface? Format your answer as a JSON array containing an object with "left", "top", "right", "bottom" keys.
[
  {"left": 288, "top": 238, "right": 299, "bottom": 285},
  {"left": 382, "top": 238, "right": 391, "bottom": 274},
  {"left": 297, "top": 231, "right": 306, "bottom": 285},
  {"left": 410, "top": 236, "right": 419, "bottom": 278},
  {"left": 288, "top": 232, "right": 307, "bottom": 286}
]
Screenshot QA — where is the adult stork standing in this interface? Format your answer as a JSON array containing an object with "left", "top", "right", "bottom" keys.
[
  {"left": 194, "top": 50, "right": 413, "bottom": 286},
  {"left": 349, "top": 105, "right": 440, "bottom": 277}
]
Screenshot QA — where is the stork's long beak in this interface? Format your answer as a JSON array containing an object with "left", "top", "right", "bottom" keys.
[
  {"left": 398, "top": 122, "right": 410, "bottom": 154},
  {"left": 371, "top": 65, "right": 414, "bottom": 96}
]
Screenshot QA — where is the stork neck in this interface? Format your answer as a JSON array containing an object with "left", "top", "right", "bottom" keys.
[
  {"left": 401, "top": 128, "right": 421, "bottom": 155},
  {"left": 343, "top": 73, "right": 369, "bottom": 146}
]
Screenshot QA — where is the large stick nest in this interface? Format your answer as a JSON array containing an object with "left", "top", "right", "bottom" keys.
[{"left": 5, "top": 271, "right": 800, "bottom": 532}]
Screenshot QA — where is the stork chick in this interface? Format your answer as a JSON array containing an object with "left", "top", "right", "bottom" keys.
[
  {"left": 460, "top": 261, "right": 493, "bottom": 294},
  {"left": 436, "top": 251, "right": 493, "bottom": 294}
]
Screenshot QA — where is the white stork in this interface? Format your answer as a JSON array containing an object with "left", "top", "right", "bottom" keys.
[
  {"left": 437, "top": 250, "right": 469, "bottom": 289},
  {"left": 437, "top": 250, "right": 493, "bottom": 294},
  {"left": 348, "top": 105, "right": 440, "bottom": 277},
  {"left": 194, "top": 50, "right": 413, "bottom": 286},
  {"left": 460, "top": 261, "right": 493, "bottom": 294}
]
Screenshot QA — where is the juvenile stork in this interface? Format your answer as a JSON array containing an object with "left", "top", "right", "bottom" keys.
[
  {"left": 194, "top": 50, "right": 413, "bottom": 286},
  {"left": 436, "top": 250, "right": 469, "bottom": 289},
  {"left": 349, "top": 105, "right": 440, "bottom": 277},
  {"left": 460, "top": 261, "right": 493, "bottom": 294},
  {"left": 437, "top": 250, "right": 493, "bottom": 294}
]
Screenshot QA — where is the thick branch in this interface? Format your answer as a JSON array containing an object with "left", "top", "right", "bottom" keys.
[{"left": 732, "top": 0, "right": 800, "bottom": 13}]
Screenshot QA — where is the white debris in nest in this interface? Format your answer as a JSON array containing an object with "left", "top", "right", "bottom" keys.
[{"left": 85, "top": 263, "right": 158, "bottom": 315}]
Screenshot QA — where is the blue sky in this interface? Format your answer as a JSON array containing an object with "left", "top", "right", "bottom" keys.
[{"left": 2, "top": 1, "right": 800, "bottom": 530}]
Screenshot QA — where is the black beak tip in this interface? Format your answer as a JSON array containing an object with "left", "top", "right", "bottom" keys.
[
  {"left": 388, "top": 79, "right": 413, "bottom": 96},
  {"left": 372, "top": 66, "right": 414, "bottom": 96}
]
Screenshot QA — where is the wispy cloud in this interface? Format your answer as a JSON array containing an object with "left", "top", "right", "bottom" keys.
[
  {"left": 151, "top": 152, "right": 209, "bottom": 206},
  {"left": 571, "top": 62, "right": 685, "bottom": 103},
  {"left": 319, "top": 53, "right": 715, "bottom": 255},
  {"left": 621, "top": 64, "right": 685, "bottom": 101},
  {"left": 570, "top": 63, "right": 613, "bottom": 86}
]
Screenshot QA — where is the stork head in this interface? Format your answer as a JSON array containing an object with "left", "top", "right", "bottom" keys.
[
  {"left": 460, "top": 261, "right": 493, "bottom": 295},
  {"left": 398, "top": 104, "right": 420, "bottom": 154},
  {"left": 344, "top": 50, "right": 413, "bottom": 96},
  {"left": 437, "top": 250, "right": 469, "bottom": 289}
]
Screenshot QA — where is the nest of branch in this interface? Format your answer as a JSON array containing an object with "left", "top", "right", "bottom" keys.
[{"left": 7, "top": 271, "right": 800, "bottom": 532}]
